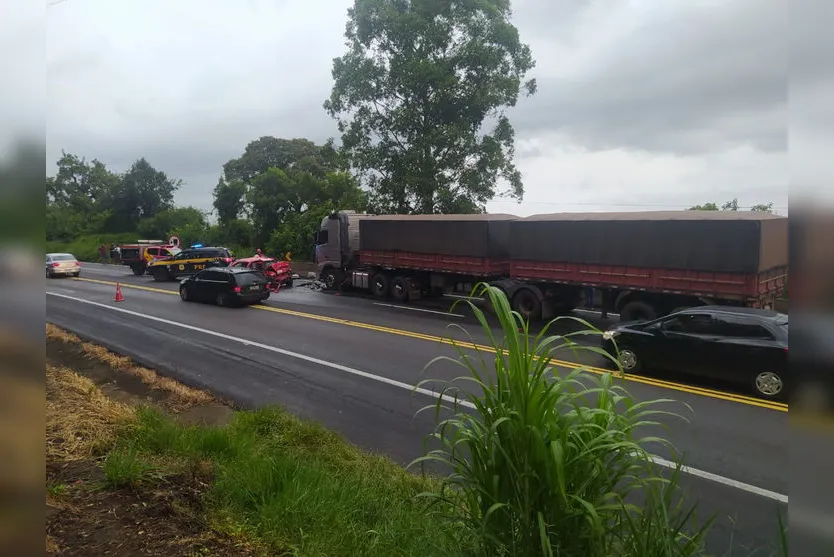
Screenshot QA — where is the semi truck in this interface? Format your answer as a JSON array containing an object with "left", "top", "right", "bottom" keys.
[{"left": 314, "top": 210, "right": 788, "bottom": 322}]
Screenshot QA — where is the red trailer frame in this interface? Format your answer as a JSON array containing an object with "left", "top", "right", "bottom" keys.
[
  {"left": 359, "top": 249, "right": 509, "bottom": 277},
  {"left": 510, "top": 260, "right": 787, "bottom": 304}
]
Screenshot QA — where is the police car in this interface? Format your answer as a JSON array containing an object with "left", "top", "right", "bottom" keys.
[{"left": 147, "top": 246, "right": 234, "bottom": 281}]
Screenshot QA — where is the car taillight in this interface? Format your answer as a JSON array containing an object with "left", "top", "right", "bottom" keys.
[
  {"left": 51, "top": 262, "right": 60, "bottom": 267},
  {"left": 233, "top": 286, "right": 241, "bottom": 293},
  {"left": 74, "top": 261, "right": 81, "bottom": 266}
]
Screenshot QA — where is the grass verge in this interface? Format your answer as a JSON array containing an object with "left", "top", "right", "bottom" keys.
[{"left": 45, "top": 325, "right": 470, "bottom": 556}]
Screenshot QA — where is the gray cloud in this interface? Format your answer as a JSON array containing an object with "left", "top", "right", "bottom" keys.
[
  {"left": 509, "top": 0, "right": 787, "bottom": 155},
  {"left": 43, "top": 0, "right": 799, "bottom": 213}
]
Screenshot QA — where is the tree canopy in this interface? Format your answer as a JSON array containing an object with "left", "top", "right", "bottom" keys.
[
  {"left": 325, "top": 0, "right": 536, "bottom": 214},
  {"left": 46, "top": 138, "right": 366, "bottom": 263}
]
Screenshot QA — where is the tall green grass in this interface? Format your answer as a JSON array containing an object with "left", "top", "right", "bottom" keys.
[
  {"left": 115, "top": 406, "right": 472, "bottom": 556},
  {"left": 411, "top": 283, "right": 712, "bottom": 556},
  {"left": 46, "top": 233, "right": 138, "bottom": 261}
]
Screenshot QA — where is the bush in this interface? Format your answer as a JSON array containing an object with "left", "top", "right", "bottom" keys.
[{"left": 411, "top": 283, "right": 712, "bottom": 556}]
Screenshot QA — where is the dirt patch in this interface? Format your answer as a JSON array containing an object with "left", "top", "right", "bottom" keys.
[
  {"left": 46, "top": 325, "right": 253, "bottom": 556},
  {"left": 47, "top": 459, "right": 256, "bottom": 556}
]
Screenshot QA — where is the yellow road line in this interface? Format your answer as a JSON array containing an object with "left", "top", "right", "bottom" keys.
[{"left": 71, "top": 276, "right": 789, "bottom": 412}]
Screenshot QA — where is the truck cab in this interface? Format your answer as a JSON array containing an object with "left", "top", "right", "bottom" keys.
[{"left": 314, "top": 211, "right": 370, "bottom": 289}]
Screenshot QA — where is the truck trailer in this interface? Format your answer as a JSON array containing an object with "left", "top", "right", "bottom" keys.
[
  {"left": 314, "top": 210, "right": 788, "bottom": 322},
  {"left": 314, "top": 211, "right": 515, "bottom": 301}
]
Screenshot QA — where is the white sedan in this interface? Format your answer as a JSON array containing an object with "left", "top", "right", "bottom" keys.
[{"left": 46, "top": 253, "right": 81, "bottom": 278}]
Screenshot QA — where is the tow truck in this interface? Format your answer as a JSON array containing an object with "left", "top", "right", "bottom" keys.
[{"left": 116, "top": 236, "right": 181, "bottom": 276}]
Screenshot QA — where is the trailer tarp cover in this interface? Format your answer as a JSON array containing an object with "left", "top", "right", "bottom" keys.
[
  {"left": 511, "top": 211, "right": 788, "bottom": 274},
  {"left": 359, "top": 214, "right": 517, "bottom": 258}
]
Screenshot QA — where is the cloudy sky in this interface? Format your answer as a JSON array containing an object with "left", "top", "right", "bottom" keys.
[{"left": 35, "top": 0, "right": 823, "bottom": 216}]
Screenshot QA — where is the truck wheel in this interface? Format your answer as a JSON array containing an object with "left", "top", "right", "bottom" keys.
[
  {"left": 131, "top": 264, "right": 145, "bottom": 276},
  {"left": 371, "top": 273, "right": 390, "bottom": 298},
  {"left": 321, "top": 268, "right": 341, "bottom": 291},
  {"left": 512, "top": 289, "right": 542, "bottom": 321},
  {"left": 619, "top": 300, "right": 657, "bottom": 322},
  {"left": 391, "top": 276, "right": 410, "bottom": 302}
]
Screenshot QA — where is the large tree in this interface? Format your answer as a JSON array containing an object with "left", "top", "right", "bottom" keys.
[
  {"left": 105, "top": 157, "right": 181, "bottom": 231},
  {"left": 212, "top": 177, "right": 248, "bottom": 224},
  {"left": 217, "top": 137, "right": 345, "bottom": 220},
  {"left": 324, "top": 0, "right": 536, "bottom": 214},
  {"left": 247, "top": 166, "right": 367, "bottom": 248},
  {"left": 46, "top": 151, "right": 122, "bottom": 240}
]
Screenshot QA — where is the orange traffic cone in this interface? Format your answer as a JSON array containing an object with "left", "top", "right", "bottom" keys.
[{"left": 114, "top": 283, "right": 124, "bottom": 302}]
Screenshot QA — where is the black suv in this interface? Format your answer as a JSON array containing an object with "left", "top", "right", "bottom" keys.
[
  {"left": 179, "top": 267, "right": 269, "bottom": 307},
  {"left": 601, "top": 306, "right": 789, "bottom": 400},
  {"left": 148, "top": 247, "right": 234, "bottom": 281}
]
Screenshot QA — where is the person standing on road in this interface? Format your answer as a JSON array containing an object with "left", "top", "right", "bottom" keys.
[{"left": 98, "top": 243, "right": 107, "bottom": 264}]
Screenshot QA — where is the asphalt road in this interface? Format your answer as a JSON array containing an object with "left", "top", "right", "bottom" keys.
[{"left": 46, "top": 263, "right": 791, "bottom": 554}]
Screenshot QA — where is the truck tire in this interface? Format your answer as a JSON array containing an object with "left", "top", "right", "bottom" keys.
[
  {"left": 619, "top": 300, "right": 657, "bottom": 322},
  {"left": 371, "top": 273, "right": 390, "bottom": 298},
  {"left": 391, "top": 276, "right": 410, "bottom": 302},
  {"left": 321, "top": 268, "right": 341, "bottom": 291},
  {"left": 130, "top": 264, "right": 145, "bottom": 276},
  {"left": 512, "top": 288, "right": 542, "bottom": 322}
]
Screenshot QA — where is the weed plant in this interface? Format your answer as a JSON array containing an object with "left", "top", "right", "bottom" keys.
[{"left": 411, "top": 283, "right": 712, "bottom": 556}]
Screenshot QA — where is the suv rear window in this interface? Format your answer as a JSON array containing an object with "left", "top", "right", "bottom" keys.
[{"left": 233, "top": 271, "right": 264, "bottom": 286}]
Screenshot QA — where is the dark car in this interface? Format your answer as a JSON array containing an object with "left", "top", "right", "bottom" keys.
[
  {"left": 179, "top": 267, "right": 269, "bottom": 307},
  {"left": 148, "top": 247, "right": 234, "bottom": 281},
  {"left": 601, "top": 306, "right": 789, "bottom": 400}
]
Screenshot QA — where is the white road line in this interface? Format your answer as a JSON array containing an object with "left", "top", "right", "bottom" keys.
[
  {"left": 373, "top": 302, "right": 464, "bottom": 318},
  {"left": 649, "top": 455, "right": 788, "bottom": 503},
  {"left": 47, "top": 290, "right": 788, "bottom": 504}
]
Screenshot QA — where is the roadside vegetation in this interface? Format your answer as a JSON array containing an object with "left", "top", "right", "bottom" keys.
[
  {"left": 413, "top": 284, "right": 713, "bottom": 556},
  {"left": 46, "top": 284, "right": 788, "bottom": 556}
]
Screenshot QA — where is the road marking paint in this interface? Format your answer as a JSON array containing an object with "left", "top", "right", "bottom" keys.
[
  {"left": 77, "top": 266, "right": 126, "bottom": 275},
  {"left": 648, "top": 454, "right": 788, "bottom": 503},
  {"left": 68, "top": 277, "right": 789, "bottom": 412},
  {"left": 47, "top": 290, "right": 789, "bottom": 503},
  {"left": 373, "top": 302, "right": 465, "bottom": 318},
  {"left": 75, "top": 276, "right": 175, "bottom": 295}
]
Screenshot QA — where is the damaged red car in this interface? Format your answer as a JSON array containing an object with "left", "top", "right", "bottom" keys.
[{"left": 230, "top": 254, "right": 293, "bottom": 291}]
